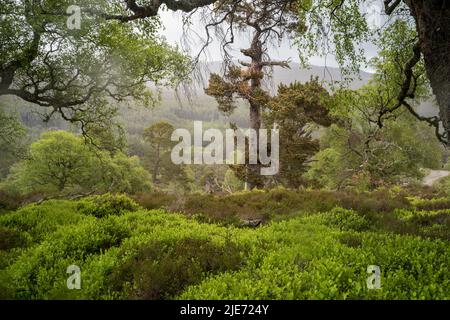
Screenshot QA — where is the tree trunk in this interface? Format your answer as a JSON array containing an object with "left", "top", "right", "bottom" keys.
[
  {"left": 152, "top": 146, "right": 161, "bottom": 184},
  {"left": 244, "top": 37, "right": 264, "bottom": 190},
  {"left": 247, "top": 102, "right": 261, "bottom": 190},
  {"left": 405, "top": 1, "right": 450, "bottom": 143}
]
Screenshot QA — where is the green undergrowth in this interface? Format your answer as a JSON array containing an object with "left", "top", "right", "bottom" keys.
[{"left": 0, "top": 193, "right": 449, "bottom": 300}]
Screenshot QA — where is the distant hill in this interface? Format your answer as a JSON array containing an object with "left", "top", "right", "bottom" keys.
[
  {"left": 151, "top": 62, "right": 375, "bottom": 129},
  {"left": 160, "top": 61, "right": 437, "bottom": 119},
  {"left": 178, "top": 61, "right": 372, "bottom": 94}
]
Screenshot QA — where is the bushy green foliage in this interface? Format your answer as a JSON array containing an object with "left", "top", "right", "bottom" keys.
[
  {"left": 4, "top": 217, "right": 131, "bottom": 299},
  {"left": 181, "top": 218, "right": 450, "bottom": 300},
  {"left": 321, "top": 208, "right": 370, "bottom": 232},
  {"left": 435, "top": 177, "right": 450, "bottom": 197},
  {"left": 1, "top": 193, "right": 449, "bottom": 300},
  {"left": 77, "top": 194, "right": 140, "bottom": 218},
  {"left": 408, "top": 196, "right": 450, "bottom": 211},
  {"left": 0, "top": 200, "right": 83, "bottom": 247},
  {"left": 107, "top": 238, "right": 245, "bottom": 299},
  {"left": 3, "top": 131, "right": 152, "bottom": 196}
]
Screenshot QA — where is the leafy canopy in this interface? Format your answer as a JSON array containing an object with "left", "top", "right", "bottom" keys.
[
  {"left": 0, "top": 0, "right": 192, "bottom": 135},
  {"left": 3, "top": 130, "right": 151, "bottom": 195}
]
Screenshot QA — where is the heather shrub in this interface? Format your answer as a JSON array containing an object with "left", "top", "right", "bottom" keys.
[
  {"left": 77, "top": 193, "right": 140, "bottom": 218},
  {"left": 321, "top": 208, "right": 370, "bottom": 232},
  {"left": 107, "top": 238, "right": 246, "bottom": 299}
]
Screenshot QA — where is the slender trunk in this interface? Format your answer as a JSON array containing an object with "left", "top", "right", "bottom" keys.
[
  {"left": 245, "top": 36, "right": 264, "bottom": 190},
  {"left": 153, "top": 145, "right": 160, "bottom": 184},
  {"left": 247, "top": 101, "right": 262, "bottom": 190}
]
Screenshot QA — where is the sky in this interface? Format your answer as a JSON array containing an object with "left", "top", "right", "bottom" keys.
[{"left": 157, "top": 4, "right": 383, "bottom": 72}]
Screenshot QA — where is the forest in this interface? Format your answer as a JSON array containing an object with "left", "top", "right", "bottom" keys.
[{"left": 1, "top": 0, "right": 450, "bottom": 301}]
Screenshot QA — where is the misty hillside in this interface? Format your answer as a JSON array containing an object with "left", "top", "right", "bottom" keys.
[
  {"left": 184, "top": 61, "right": 372, "bottom": 94},
  {"left": 155, "top": 61, "right": 437, "bottom": 126},
  {"left": 5, "top": 62, "right": 438, "bottom": 140},
  {"left": 154, "top": 62, "right": 372, "bottom": 122}
]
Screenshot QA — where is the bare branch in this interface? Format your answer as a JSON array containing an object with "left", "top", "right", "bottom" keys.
[
  {"left": 384, "top": 0, "right": 402, "bottom": 15},
  {"left": 261, "top": 60, "right": 291, "bottom": 68}
]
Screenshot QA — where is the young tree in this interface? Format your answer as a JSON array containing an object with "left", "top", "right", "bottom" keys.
[
  {"left": 3, "top": 130, "right": 151, "bottom": 195},
  {"left": 0, "top": 102, "right": 26, "bottom": 179},
  {"left": 143, "top": 121, "right": 175, "bottom": 183},
  {"left": 264, "top": 79, "right": 334, "bottom": 188},
  {"left": 6, "top": 131, "right": 95, "bottom": 193},
  {"left": 142, "top": 121, "right": 190, "bottom": 187},
  {"left": 98, "top": 152, "right": 152, "bottom": 194}
]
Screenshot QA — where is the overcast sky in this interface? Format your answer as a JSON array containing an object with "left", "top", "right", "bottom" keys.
[{"left": 158, "top": 5, "right": 383, "bottom": 72}]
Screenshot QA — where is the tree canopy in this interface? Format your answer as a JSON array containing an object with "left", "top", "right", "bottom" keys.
[
  {"left": 3, "top": 130, "right": 151, "bottom": 195},
  {"left": 0, "top": 0, "right": 191, "bottom": 137},
  {"left": 3, "top": 0, "right": 450, "bottom": 145}
]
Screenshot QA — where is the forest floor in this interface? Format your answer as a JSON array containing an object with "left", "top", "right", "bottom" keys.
[{"left": 1, "top": 191, "right": 449, "bottom": 299}]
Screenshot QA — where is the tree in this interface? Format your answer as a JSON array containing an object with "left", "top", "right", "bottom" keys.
[
  {"left": 305, "top": 21, "right": 445, "bottom": 191},
  {"left": 0, "top": 0, "right": 191, "bottom": 137},
  {"left": 142, "top": 121, "right": 190, "bottom": 187},
  {"left": 307, "top": 82, "right": 443, "bottom": 190},
  {"left": 3, "top": 130, "right": 151, "bottom": 195},
  {"left": 82, "top": 0, "right": 221, "bottom": 22},
  {"left": 308, "top": 115, "right": 443, "bottom": 190},
  {"left": 205, "top": 0, "right": 298, "bottom": 189},
  {"left": 143, "top": 121, "right": 175, "bottom": 183},
  {"left": 6, "top": 131, "right": 95, "bottom": 193},
  {"left": 4, "top": 0, "right": 450, "bottom": 146},
  {"left": 294, "top": 0, "right": 450, "bottom": 144},
  {"left": 98, "top": 152, "right": 152, "bottom": 194},
  {"left": 83, "top": 121, "right": 127, "bottom": 154},
  {"left": 388, "top": 0, "right": 450, "bottom": 143},
  {"left": 0, "top": 102, "right": 26, "bottom": 178},
  {"left": 264, "top": 79, "right": 334, "bottom": 188}
]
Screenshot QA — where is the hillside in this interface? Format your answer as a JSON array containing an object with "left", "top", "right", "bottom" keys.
[{"left": 4, "top": 62, "right": 437, "bottom": 139}]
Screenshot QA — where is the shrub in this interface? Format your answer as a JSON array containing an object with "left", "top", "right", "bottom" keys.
[
  {"left": 107, "top": 238, "right": 246, "bottom": 299},
  {"left": 0, "top": 200, "right": 83, "bottom": 247},
  {"left": 133, "top": 192, "right": 176, "bottom": 210},
  {"left": 5, "top": 216, "right": 131, "bottom": 299},
  {"left": 408, "top": 196, "right": 450, "bottom": 211},
  {"left": 3, "top": 131, "right": 152, "bottom": 196},
  {"left": 134, "top": 189, "right": 410, "bottom": 225},
  {"left": 322, "top": 208, "right": 370, "bottom": 232},
  {"left": 181, "top": 217, "right": 450, "bottom": 300},
  {"left": 0, "top": 190, "right": 22, "bottom": 213},
  {"left": 2, "top": 197, "right": 449, "bottom": 300},
  {"left": 77, "top": 193, "right": 140, "bottom": 218},
  {"left": 0, "top": 226, "right": 25, "bottom": 251}
]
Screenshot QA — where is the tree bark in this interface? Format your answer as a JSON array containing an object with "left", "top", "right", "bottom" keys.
[
  {"left": 152, "top": 145, "right": 161, "bottom": 184},
  {"left": 244, "top": 37, "right": 264, "bottom": 190},
  {"left": 405, "top": 0, "right": 450, "bottom": 143}
]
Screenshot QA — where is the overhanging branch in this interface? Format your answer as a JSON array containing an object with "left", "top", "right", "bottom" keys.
[{"left": 384, "top": 0, "right": 402, "bottom": 15}]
